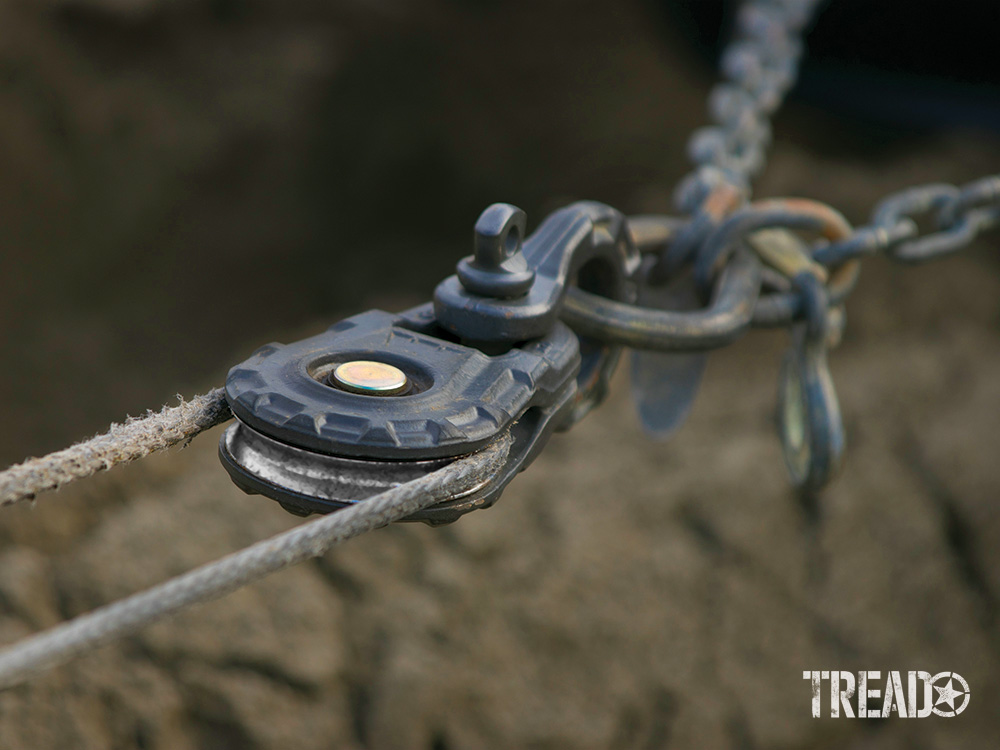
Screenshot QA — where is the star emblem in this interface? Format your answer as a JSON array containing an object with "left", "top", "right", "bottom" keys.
[{"left": 930, "top": 672, "right": 971, "bottom": 716}]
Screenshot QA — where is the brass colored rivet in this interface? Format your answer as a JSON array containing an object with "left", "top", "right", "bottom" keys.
[{"left": 332, "top": 361, "right": 409, "bottom": 396}]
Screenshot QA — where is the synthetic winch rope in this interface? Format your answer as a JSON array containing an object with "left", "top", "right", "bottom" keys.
[
  {"left": 0, "top": 434, "right": 510, "bottom": 690},
  {"left": 0, "top": 388, "right": 231, "bottom": 507}
]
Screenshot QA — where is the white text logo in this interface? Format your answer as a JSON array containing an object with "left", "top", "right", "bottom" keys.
[{"left": 802, "top": 671, "right": 970, "bottom": 717}]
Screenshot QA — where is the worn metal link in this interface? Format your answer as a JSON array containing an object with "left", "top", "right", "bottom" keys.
[
  {"left": 675, "top": 3, "right": 820, "bottom": 198},
  {"left": 812, "top": 174, "right": 1000, "bottom": 265},
  {"left": 811, "top": 221, "right": 917, "bottom": 267},
  {"left": 571, "top": 175, "right": 998, "bottom": 350},
  {"left": 657, "top": 0, "right": 821, "bottom": 283},
  {"left": 944, "top": 174, "right": 1000, "bottom": 226},
  {"left": 873, "top": 183, "right": 975, "bottom": 263}
]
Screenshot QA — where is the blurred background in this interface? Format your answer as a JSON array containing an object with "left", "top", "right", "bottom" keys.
[{"left": 0, "top": 0, "right": 998, "bottom": 747}]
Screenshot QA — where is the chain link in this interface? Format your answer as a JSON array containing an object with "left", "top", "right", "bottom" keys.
[
  {"left": 658, "top": 0, "right": 822, "bottom": 276},
  {"left": 569, "top": 174, "right": 999, "bottom": 350},
  {"left": 684, "top": 0, "right": 818, "bottom": 190},
  {"left": 814, "top": 175, "right": 1000, "bottom": 265}
]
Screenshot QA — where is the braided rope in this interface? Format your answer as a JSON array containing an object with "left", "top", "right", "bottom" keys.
[
  {"left": 0, "top": 433, "right": 509, "bottom": 690},
  {"left": 0, "top": 388, "right": 232, "bottom": 507}
]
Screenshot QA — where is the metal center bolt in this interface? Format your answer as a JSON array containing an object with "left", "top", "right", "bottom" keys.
[{"left": 331, "top": 360, "right": 410, "bottom": 396}]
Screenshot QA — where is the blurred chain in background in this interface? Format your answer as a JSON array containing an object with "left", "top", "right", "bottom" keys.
[{"left": 658, "top": 0, "right": 1000, "bottom": 130}]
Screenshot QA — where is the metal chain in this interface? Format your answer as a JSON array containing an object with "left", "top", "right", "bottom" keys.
[
  {"left": 659, "top": 0, "right": 823, "bottom": 274},
  {"left": 681, "top": 0, "right": 819, "bottom": 198},
  {"left": 566, "top": 175, "right": 1000, "bottom": 350},
  {"left": 815, "top": 174, "right": 1000, "bottom": 266}
]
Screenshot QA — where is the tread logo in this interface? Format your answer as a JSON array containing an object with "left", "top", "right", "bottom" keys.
[{"left": 803, "top": 671, "right": 970, "bottom": 718}]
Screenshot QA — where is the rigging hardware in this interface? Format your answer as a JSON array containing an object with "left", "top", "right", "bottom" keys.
[{"left": 220, "top": 201, "right": 641, "bottom": 523}]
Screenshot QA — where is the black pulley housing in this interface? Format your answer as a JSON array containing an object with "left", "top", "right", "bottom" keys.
[
  {"left": 219, "top": 201, "right": 639, "bottom": 524},
  {"left": 219, "top": 303, "right": 580, "bottom": 524}
]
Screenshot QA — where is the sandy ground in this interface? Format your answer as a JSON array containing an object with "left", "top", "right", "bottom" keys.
[{"left": 0, "top": 0, "right": 999, "bottom": 747}]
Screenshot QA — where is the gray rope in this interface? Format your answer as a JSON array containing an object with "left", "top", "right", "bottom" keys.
[
  {"left": 0, "top": 433, "right": 509, "bottom": 691},
  {"left": 0, "top": 388, "right": 232, "bottom": 507}
]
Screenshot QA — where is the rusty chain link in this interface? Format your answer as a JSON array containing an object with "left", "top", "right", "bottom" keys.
[{"left": 656, "top": 0, "right": 822, "bottom": 277}]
